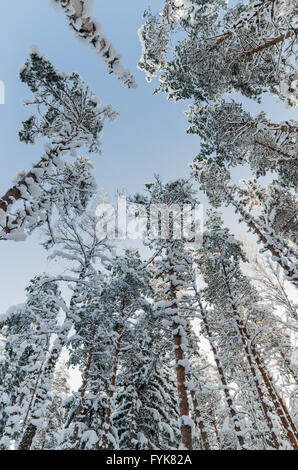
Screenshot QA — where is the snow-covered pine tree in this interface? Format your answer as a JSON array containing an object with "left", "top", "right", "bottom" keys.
[
  {"left": 188, "top": 363, "right": 226, "bottom": 450},
  {"left": 196, "top": 284, "right": 282, "bottom": 450},
  {"left": 191, "top": 158, "right": 298, "bottom": 288},
  {"left": 51, "top": 0, "right": 137, "bottom": 89},
  {"left": 57, "top": 290, "right": 110, "bottom": 450},
  {"left": 133, "top": 176, "right": 200, "bottom": 450},
  {"left": 189, "top": 283, "right": 248, "bottom": 450},
  {"left": 138, "top": 5, "right": 176, "bottom": 83},
  {"left": 17, "top": 210, "right": 111, "bottom": 450},
  {"left": 253, "top": 182, "right": 298, "bottom": 247},
  {"left": 244, "top": 250, "right": 298, "bottom": 392},
  {"left": 0, "top": 307, "right": 35, "bottom": 448},
  {"left": 31, "top": 362, "right": 70, "bottom": 450},
  {"left": 100, "top": 250, "right": 154, "bottom": 450},
  {"left": 195, "top": 210, "right": 298, "bottom": 449},
  {"left": 186, "top": 99, "right": 298, "bottom": 190},
  {"left": 113, "top": 308, "right": 180, "bottom": 450},
  {"left": 0, "top": 276, "right": 62, "bottom": 449},
  {"left": 147, "top": 0, "right": 297, "bottom": 106},
  {"left": 248, "top": 251, "right": 298, "bottom": 323},
  {"left": 176, "top": 289, "right": 213, "bottom": 449},
  {"left": 58, "top": 249, "right": 155, "bottom": 451},
  {"left": 60, "top": 254, "right": 177, "bottom": 451},
  {"left": 0, "top": 48, "right": 117, "bottom": 241}
]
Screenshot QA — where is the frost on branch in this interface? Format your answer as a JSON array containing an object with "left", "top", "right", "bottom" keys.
[
  {"left": 51, "top": 0, "right": 137, "bottom": 89},
  {"left": 138, "top": 10, "right": 171, "bottom": 83}
]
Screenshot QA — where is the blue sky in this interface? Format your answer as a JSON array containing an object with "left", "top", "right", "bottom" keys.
[{"left": 0, "top": 0, "right": 295, "bottom": 313}]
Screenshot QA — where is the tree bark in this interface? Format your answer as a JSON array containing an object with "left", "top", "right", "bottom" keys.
[
  {"left": 211, "top": 413, "right": 221, "bottom": 449},
  {"left": 189, "top": 385, "right": 210, "bottom": 450}
]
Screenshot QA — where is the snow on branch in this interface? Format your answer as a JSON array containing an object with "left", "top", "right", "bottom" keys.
[{"left": 51, "top": 0, "right": 137, "bottom": 89}]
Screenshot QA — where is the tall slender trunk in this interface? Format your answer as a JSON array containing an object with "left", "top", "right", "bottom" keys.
[
  {"left": 234, "top": 322, "right": 279, "bottom": 448},
  {"left": 243, "top": 325, "right": 298, "bottom": 446},
  {"left": 17, "top": 334, "right": 70, "bottom": 451},
  {"left": 189, "top": 385, "right": 210, "bottom": 450},
  {"left": 169, "top": 272, "right": 192, "bottom": 450},
  {"left": 198, "top": 302, "right": 246, "bottom": 449},
  {"left": 186, "top": 371, "right": 210, "bottom": 450},
  {"left": 211, "top": 411, "right": 221, "bottom": 449},
  {"left": 101, "top": 301, "right": 125, "bottom": 450},
  {"left": 239, "top": 362, "right": 275, "bottom": 449},
  {"left": 221, "top": 263, "right": 298, "bottom": 449},
  {"left": 130, "top": 399, "right": 136, "bottom": 450},
  {"left": 71, "top": 322, "right": 98, "bottom": 447}
]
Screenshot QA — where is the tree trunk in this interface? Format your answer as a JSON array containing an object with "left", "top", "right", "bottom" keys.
[
  {"left": 189, "top": 386, "right": 210, "bottom": 450},
  {"left": 18, "top": 342, "right": 68, "bottom": 451},
  {"left": 245, "top": 328, "right": 298, "bottom": 446},
  {"left": 18, "top": 423, "right": 37, "bottom": 451},
  {"left": 57, "top": 0, "right": 136, "bottom": 88},
  {"left": 20, "top": 360, "right": 45, "bottom": 433},
  {"left": 211, "top": 412, "right": 221, "bottom": 449}
]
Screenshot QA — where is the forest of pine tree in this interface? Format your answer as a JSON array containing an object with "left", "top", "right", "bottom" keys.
[{"left": 0, "top": 0, "right": 297, "bottom": 452}]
